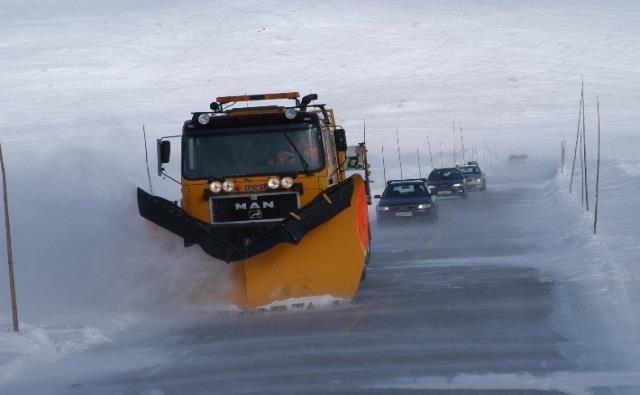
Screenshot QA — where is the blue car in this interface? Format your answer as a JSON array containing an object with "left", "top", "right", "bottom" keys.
[
  {"left": 374, "top": 179, "right": 439, "bottom": 224},
  {"left": 426, "top": 168, "right": 468, "bottom": 198}
]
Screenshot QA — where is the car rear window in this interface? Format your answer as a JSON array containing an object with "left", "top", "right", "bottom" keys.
[{"left": 428, "top": 170, "right": 463, "bottom": 181}]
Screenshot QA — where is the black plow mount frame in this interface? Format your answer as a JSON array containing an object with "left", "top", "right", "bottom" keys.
[{"left": 137, "top": 177, "right": 355, "bottom": 262}]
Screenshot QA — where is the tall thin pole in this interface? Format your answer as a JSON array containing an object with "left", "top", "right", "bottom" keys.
[
  {"left": 0, "top": 144, "right": 19, "bottom": 332},
  {"left": 417, "top": 148, "right": 423, "bottom": 178},
  {"left": 362, "top": 119, "right": 371, "bottom": 200},
  {"left": 582, "top": 85, "right": 589, "bottom": 212},
  {"left": 453, "top": 143, "right": 457, "bottom": 166},
  {"left": 440, "top": 141, "right": 444, "bottom": 168},
  {"left": 426, "top": 135, "right": 434, "bottom": 168},
  {"left": 395, "top": 129, "right": 403, "bottom": 179},
  {"left": 560, "top": 137, "right": 566, "bottom": 174},
  {"left": 452, "top": 122, "right": 456, "bottom": 165},
  {"left": 594, "top": 98, "right": 601, "bottom": 234},
  {"left": 381, "top": 145, "right": 387, "bottom": 184},
  {"left": 579, "top": 122, "right": 584, "bottom": 208},
  {"left": 460, "top": 126, "right": 465, "bottom": 162},
  {"left": 569, "top": 86, "right": 583, "bottom": 194},
  {"left": 142, "top": 125, "right": 153, "bottom": 194}
]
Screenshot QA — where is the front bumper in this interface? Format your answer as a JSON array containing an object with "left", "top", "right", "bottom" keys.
[
  {"left": 377, "top": 206, "right": 436, "bottom": 221},
  {"left": 464, "top": 178, "right": 484, "bottom": 190},
  {"left": 428, "top": 186, "right": 465, "bottom": 196}
]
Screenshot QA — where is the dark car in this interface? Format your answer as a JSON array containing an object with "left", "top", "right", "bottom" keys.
[
  {"left": 456, "top": 161, "right": 486, "bottom": 191},
  {"left": 374, "top": 179, "right": 438, "bottom": 224},
  {"left": 426, "top": 168, "right": 468, "bottom": 198}
]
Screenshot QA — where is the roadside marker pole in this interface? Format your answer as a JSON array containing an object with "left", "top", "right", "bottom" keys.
[
  {"left": 594, "top": 98, "right": 601, "bottom": 234},
  {"left": 395, "top": 129, "right": 403, "bottom": 179},
  {"left": 570, "top": 83, "right": 584, "bottom": 194},
  {"left": 460, "top": 126, "right": 465, "bottom": 162},
  {"left": 426, "top": 135, "right": 434, "bottom": 169},
  {"left": 581, "top": 83, "right": 589, "bottom": 211},
  {"left": 381, "top": 146, "right": 387, "bottom": 184},
  {"left": 142, "top": 125, "right": 153, "bottom": 194},
  {"left": 417, "top": 148, "right": 423, "bottom": 178},
  {"left": 0, "top": 144, "right": 19, "bottom": 332}
]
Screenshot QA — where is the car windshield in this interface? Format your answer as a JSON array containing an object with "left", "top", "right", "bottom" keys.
[
  {"left": 382, "top": 183, "right": 429, "bottom": 198},
  {"left": 428, "top": 169, "right": 463, "bottom": 181},
  {"left": 457, "top": 166, "right": 481, "bottom": 174},
  {"left": 182, "top": 124, "right": 324, "bottom": 179}
]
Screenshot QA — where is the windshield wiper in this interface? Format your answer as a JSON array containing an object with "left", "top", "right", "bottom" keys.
[{"left": 282, "top": 132, "right": 311, "bottom": 174}]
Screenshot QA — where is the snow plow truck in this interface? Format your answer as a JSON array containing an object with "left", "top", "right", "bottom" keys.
[{"left": 137, "top": 92, "right": 371, "bottom": 309}]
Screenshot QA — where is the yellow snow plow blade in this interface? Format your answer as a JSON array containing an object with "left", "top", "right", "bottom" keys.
[{"left": 232, "top": 176, "right": 370, "bottom": 309}]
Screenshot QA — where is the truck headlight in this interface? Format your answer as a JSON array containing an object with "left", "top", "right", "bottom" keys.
[
  {"left": 281, "top": 176, "right": 294, "bottom": 189},
  {"left": 267, "top": 176, "right": 280, "bottom": 189},
  {"left": 197, "top": 113, "right": 211, "bottom": 125},
  {"left": 284, "top": 108, "right": 298, "bottom": 119},
  {"left": 377, "top": 206, "right": 390, "bottom": 212},
  {"left": 222, "top": 180, "right": 235, "bottom": 192},
  {"left": 477, "top": 178, "right": 482, "bottom": 182},
  {"left": 417, "top": 203, "right": 431, "bottom": 209},
  {"left": 209, "top": 181, "right": 222, "bottom": 193}
]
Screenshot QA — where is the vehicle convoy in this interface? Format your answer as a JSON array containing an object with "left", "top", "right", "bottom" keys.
[
  {"left": 137, "top": 92, "right": 372, "bottom": 310},
  {"left": 456, "top": 161, "right": 486, "bottom": 191},
  {"left": 374, "top": 179, "right": 438, "bottom": 224},
  {"left": 426, "top": 168, "right": 468, "bottom": 198}
]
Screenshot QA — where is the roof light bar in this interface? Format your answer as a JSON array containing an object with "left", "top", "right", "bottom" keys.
[{"left": 216, "top": 92, "right": 300, "bottom": 105}]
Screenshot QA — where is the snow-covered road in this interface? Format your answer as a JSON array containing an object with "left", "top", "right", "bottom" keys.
[{"left": 3, "top": 163, "right": 640, "bottom": 394}]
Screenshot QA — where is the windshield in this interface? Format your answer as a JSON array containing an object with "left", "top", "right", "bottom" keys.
[
  {"left": 382, "top": 183, "right": 429, "bottom": 198},
  {"left": 428, "top": 169, "right": 462, "bottom": 181},
  {"left": 183, "top": 124, "right": 324, "bottom": 179},
  {"left": 457, "top": 166, "right": 481, "bottom": 174}
]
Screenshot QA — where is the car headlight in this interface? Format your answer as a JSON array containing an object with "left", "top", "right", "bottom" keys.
[
  {"left": 267, "top": 176, "right": 280, "bottom": 189},
  {"left": 428, "top": 185, "right": 436, "bottom": 189},
  {"left": 280, "top": 176, "right": 294, "bottom": 189},
  {"left": 417, "top": 203, "right": 431, "bottom": 209},
  {"left": 222, "top": 179, "right": 235, "bottom": 192},
  {"left": 452, "top": 183, "right": 463, "bottom": 188},
  {"left": 209, "top": 181, "right": 222, "bottom": 193},
  {"left": 377, "top": 206, "right": 390, "bottom": 212},
  {"left": 477, "top": 178, "right": 482, "bottom": 182}
]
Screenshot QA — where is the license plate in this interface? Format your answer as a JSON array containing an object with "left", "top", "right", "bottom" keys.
[
  {"left": 245, "top": 184, "right": 267, "bottom": 193},
  {"left": 395, "top": 212, "right": 413, "bottom": 217}
]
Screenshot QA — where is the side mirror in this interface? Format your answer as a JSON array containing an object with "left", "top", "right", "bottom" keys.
[
  {"left": 334, "top": 128, "right": 348, "bottom": 152},
  {"left": 157, "top": 140, "right": 171, "bottom": 176},
  {"left": 374, "top": 194, "right": 381, "bottom": 199}
]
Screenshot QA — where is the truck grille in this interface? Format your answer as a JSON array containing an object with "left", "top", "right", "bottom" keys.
[{"left": 210, "top": 192, "right": 299, "bottom": 224}]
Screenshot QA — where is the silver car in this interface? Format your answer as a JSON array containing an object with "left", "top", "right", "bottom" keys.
[{"left": 456, "top": 161, "right": 486, "bottom": 191}]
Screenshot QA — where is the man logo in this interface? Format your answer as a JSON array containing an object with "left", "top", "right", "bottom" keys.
[
  {"left": 249, "top": 209, "right": 262, "bottom": 219},
  {"left": 235, "top": 201, "right": 275, "bottom": 210}
]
